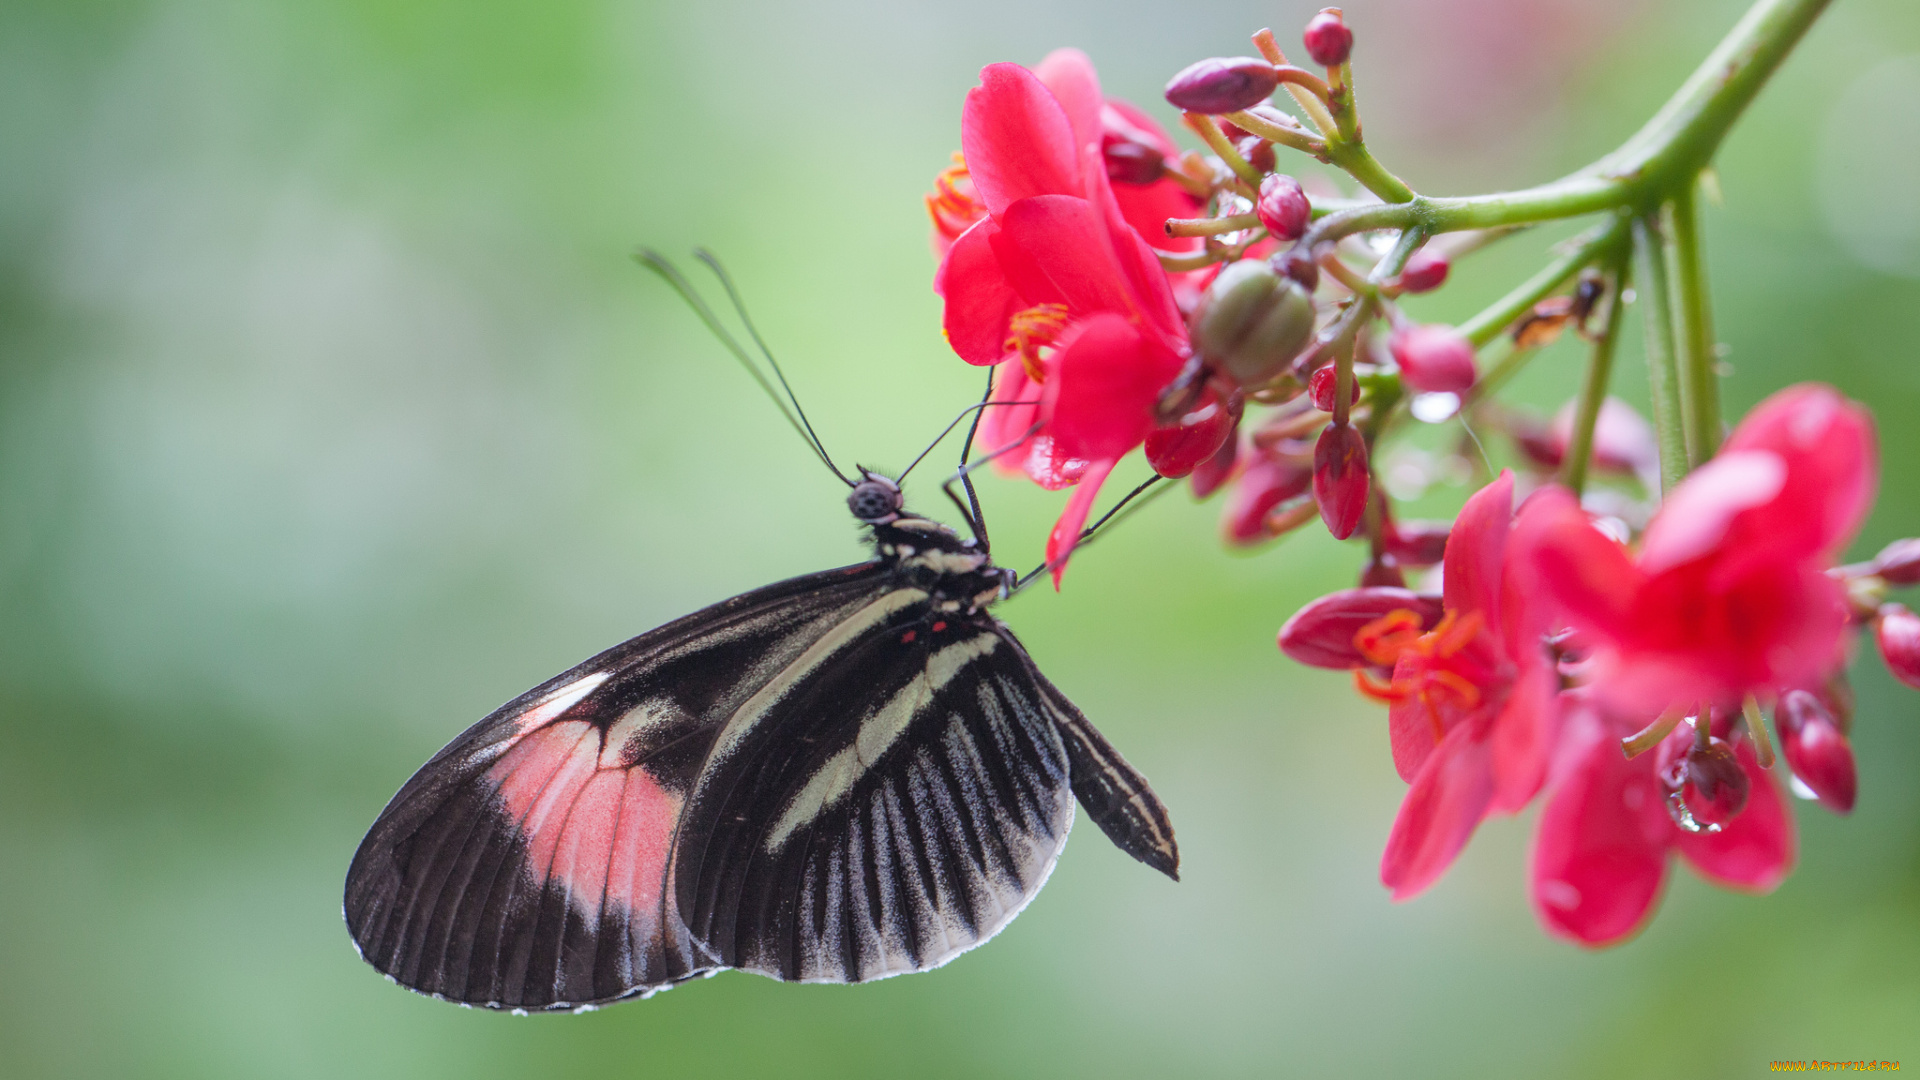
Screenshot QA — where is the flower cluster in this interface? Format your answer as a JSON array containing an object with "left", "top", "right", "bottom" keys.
[{"left": 926, "top": 6, "right": 1915, "bottom": 946}]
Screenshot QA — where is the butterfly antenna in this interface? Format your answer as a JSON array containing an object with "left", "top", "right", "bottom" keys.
[
  {"left": 692, "top": 248, "right": 852, "bottom": 486},
  {"left": 1013, "top": 473, "right": 1168, "bottom": 593},
  {"left": 634, "top": 249, "right": 852, "bottom": 486}
]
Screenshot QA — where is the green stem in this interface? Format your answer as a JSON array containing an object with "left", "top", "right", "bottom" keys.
[
  {"left": 1670, "top": 183, "right": 1723, "bottom": 461},
  {"left": 1183, "top": 112, "right": 1263, "bottom": 186},
  {"left": 1563, "top": 245, "right": 1633, "bottom": 496},
  {"left": 1456, "top": 215, "right": 1629, "bottom": 348},
  {"left": 1223, "top": 108, "right": 1327, "bottom": 156},
  {"left": 1291, "top": 0, "right": 1829, "bottom": 247},
  {"left": 1634, "top": 215, "right": 1689, "bottom": 493}
]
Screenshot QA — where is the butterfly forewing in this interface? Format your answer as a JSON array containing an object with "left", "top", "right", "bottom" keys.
[{"left": 345, "top": 562, "right": 897, "bottom": 1009}]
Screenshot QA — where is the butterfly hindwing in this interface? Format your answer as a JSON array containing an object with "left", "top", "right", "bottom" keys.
[
  {"left": 673, "top": 614, "right": 1078, "bottom": 983},
  {"left": 344, "top": 562, "right": 897, "bottom": 1010}
]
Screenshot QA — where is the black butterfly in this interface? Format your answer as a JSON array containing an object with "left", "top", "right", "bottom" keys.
[{"left": 343, "top": 253, "right": 1178, "bottom": 1012}]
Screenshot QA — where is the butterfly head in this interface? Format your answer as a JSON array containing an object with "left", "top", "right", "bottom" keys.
[{"left": 847, "top": 469, "right": 905, "bottom": 525}]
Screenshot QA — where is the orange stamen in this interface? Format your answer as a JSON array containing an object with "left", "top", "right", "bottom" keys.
[
  {"left": 1006, "top": 303, "right": 1071, "bottom": 382},
  {"left": 1354, "top": 608, "right": 1425, "bottom": 667},
  {"left": 926, "top": 152, "right": 986, "bottom": 244},
  {"left": 1353, "top": 668, "right": 1409, "bottom": 703}
]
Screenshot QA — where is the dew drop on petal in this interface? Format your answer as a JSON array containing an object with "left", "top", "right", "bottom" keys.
[
  {"left": 1665, "top": 790, "right": 1722, "bottom": 834},
  {"left": 1789, "top": 773, "right": 1820, "bottom": 801}
]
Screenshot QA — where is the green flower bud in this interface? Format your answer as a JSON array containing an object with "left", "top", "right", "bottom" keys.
[{"left": 1191, "top": 260, "right": 1317, "bottom": 388}]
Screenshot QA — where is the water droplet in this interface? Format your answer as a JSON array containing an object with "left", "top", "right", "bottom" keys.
[
  {"left": 1666, "top": 790, "right": 1722, "bottom": 834},
  {"left": 1410, "top": 392, "right": 1460, "bottom": 423},
  {"left": 1789, "top": 772, "right": 1820, "bottom": 801}
]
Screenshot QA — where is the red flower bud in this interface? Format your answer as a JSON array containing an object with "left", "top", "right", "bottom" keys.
[
  {"left": 1385, "top": 520, "right": 1450, "bottom": 567},
  {"left": 1234, "top": 135, "right": 1276, "bottom": 174},
  {"left": 1871, "top": 537, "right": 1920, "bottom": 586},
  {"left": 1777, "top": 689, "right": 1857, "bottom": 814},
  {"left": 1192, "top": 260, "right": 1317, "bottom": 388},
  {"left": 1101, "top": 132, "right": 1166, "bottom": 185},
  {"left": 1307, "top": 365, "right": 1359, "bottom": 412},
  {"left": 1145, "top": 390, "right": 1238, "bottom": 478},
  {"left": 1189, "top": 418, "right": 1241, "bottom": 499},
  {"left": 1272, "top": 247, "right": 1320, "bottom": 292},
  {"left": 1279, "top": 587, "right": 1443, "bottom": 669},
  {"left": 1389, "top": 323, "right": 1478, "bottom": 394},
  {"left": 1396, "top": 249, "right": 1449, "bottom": 294},
  {"left": 1223, "top": 454, "right": 1312, "bottom": 544},
  {"left": 1313, "top": 420, "right": 1369, "bottom": 540},
  {"left": 1876, "top": 603, "right": 1920, "bottom": 689},
  {"left": 1165, "top": 57, "right": 1282, "bottom": 114},
  {"left": 1660, "top": 734, "right": 1749, "bottom": 831},
  {"left": 1256, "top": 174, "right": 1312, "bottom": 241},
  {"left": 1302, "top": 9, "right": 1353, "bottom": 67}
]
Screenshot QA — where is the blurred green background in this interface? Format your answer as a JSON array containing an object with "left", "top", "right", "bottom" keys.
[{"left": 3, "top": 0, "right": 1918, "bottom": 1076}]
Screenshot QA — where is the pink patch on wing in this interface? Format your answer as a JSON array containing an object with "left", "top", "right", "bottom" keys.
[{"left": 487, "top": 719, "right": 682, "bottom": 929}]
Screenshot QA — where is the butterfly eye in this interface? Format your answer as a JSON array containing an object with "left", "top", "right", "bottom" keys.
[{"left": 848, "top": 479, "right": 903, "bottom": 523}]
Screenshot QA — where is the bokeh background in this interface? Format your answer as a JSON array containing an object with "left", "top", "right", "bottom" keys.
[{"left": 4, "top": 0, "right": 1919, "bottom": 1076}]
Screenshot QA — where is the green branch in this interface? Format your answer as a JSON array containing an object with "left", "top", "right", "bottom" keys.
[
  {"left": 1634, "top": 217, "right": 1689, "bottom": 494},
  {"left": 1669, "top": 184, "right": 1723, "bottom": 461}
]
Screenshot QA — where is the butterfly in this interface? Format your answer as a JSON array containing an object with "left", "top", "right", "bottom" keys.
[{"left": 343, "top": 251, "right": 1178, "bottom": 1012}]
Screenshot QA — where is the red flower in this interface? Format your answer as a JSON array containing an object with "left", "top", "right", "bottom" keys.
[
  {"left": 1281, "top": 472, "right": 1558, "bottom": 899},
  {"left": 933, "top": 51, "right": 1196, "bottom": 585},
  {"left": 1513, "top": 384, "right": 1877, "bottom": 719},
  {"left": 1531, "top": 697, "right": 1793, "bottom": 946}
]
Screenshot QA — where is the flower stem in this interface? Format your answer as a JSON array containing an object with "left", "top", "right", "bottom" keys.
[
  {"left": 1183, "top": 112, "right": 1264, "bottom": 186},
  {"left": 1562, "top": 244, "right": 1633, "bottom": 496},
  {"left": 1742, "top": 695, "right": 1777, "bottom": 769},
  {"left": 1670, "top": 183, "right": 1723, "bottom": 462},
  {"left": 1224, "top": 108, "right": 1327, "bottom": 156},
  {"left": 1456, "top": 216, "right": 1629, "bottom": 348},
  {"left": 1634, "top": 216, "right": 1690, "bottom": 494},
  {"left": 1289, "top": 0, "right": 1831, "bottom": 248},
  {"left": 1166, "top": 213, "right": 1261, "bottom": 238}
]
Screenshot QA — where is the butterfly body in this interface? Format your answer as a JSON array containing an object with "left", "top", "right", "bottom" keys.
[{"left": 345, "top": 474, "right": 1176, "bottom": 1011}]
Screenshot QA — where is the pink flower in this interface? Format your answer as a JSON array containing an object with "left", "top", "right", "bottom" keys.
[
  {"left": 1531, "top": 697, "right": 1793, "bottom": 946},
  {"left": 1281, "top": 472, "right": 1558, "bottom": 898},
  {"left": 933, "top": 51, "right": 1196, "bottom": 584},
  {"left": 1513, "top": 384, "right": 1877, "bottom": 719}
]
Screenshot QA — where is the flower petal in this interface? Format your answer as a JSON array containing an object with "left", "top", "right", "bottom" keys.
[
  {"left": 1444, "top": 470, "right": 1513, "bottom": 635},
  {"left": 1720, "top": 382, "right": 1878, "bottom": 566},
  {"left": 1489, "top": 657, "right": 1558, "bottom": 813},
  {"left": 1033, "top": 48, "right": 1103, "bottom": 163},
  {"left": 974, "top": 360, "right": 1040, "bottom": 475},
  {"left": 1045, "top": 312, "right": 1181, "bottom": 462},
  {"left": 962, "top": 63, "right": 1083, "bottom": 216},
  {"left": 997, "top": 195, "right": 1139, "bottom": 319},
  {"left": 1638, "top": 450, "right": 1786, "bottom": 574},
  {"left": 1511, "top": 485, "right": 1642, "bottom": 642},
  {"left": 1381, "top": 721, "right": 1496, "bottom": 901},
  {"left": 1529, "top": 704, "right": 1672, "bottom": 947},
  {"left": 1674, "top": 739, "right": 1795, "bottom": 893},
  {"left": 937, "top": 219, "right": 1026, "bottom": 365},
  {"left": 1045, "top": 457, "right": 1117, "bottom": 588}
]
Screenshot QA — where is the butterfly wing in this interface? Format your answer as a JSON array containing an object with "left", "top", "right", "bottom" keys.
[
  {"left": 343, "top": 561, "right": 897, "bottom": 1010},
  {"left": 672, "top": 617, "right": 1178, "bottom": 985}
]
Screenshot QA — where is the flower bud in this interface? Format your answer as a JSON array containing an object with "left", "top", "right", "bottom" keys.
[
  {"left": 1165, "top": 57, "right": 1282, "bottom": 114},
  {"left": 1875, "top": 603, "right": 1920, "bottom": 689},
  {"left": 1234, "top": 135, "right": 1276, "bottom": 174},
  {"left": 1303, "top": 9, "right": 1354, "bottom": 67},
  {"left": 1145, "top": 389, "right": 1238, "bottom": 478},
  {"left": 1223, "top": 455, "right": 1312, "bottom": 544},
  {"left": 1871, "top": 537, "right": 1920, "bottom": 586},
  {"left": 1660, "top": 734, "right": 1749, "bottom": 831},
  {"left": 1272, "top": 246, "right": 1320, "bottom": 292},
  {"left": 1313, "top": 420, "right": 1369, "bottom": 540},
  {"left": 1189, "top": 418, "right": 1241, "bottom": 499},
  {"left": 1385, "top": 521, "right": 1450, "bottom": 566},
  {"left": 1279, "top": 587, "right": 1443, "bottom": 669},
  {"left": 1192, "top": 259, "right": 1317, "bottom": 388},
  {"left": 1256, "top": 174, "right": 1312, "bottom": 241},
  {"left": 1101, "top": 132, "right": 1166, "bottom": 184},
  {"left": 1777, "top": 690, "right": 1856, "bottom": 814},
  {"left": 1389, "top": 323, "right": 1478, "bottom": 394},
  {"left": 1396, "top": 249, "right": 1449, "bottom": 294},
  {"left": 1306, "top": 365, "right": 1360, "bottom": 412}
]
